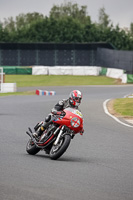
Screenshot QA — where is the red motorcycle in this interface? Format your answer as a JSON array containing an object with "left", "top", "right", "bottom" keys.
[{"left": 26, "top": 107, "right": 84, "bottom": 160}]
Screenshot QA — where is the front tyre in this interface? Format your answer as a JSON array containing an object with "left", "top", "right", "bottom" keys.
[
  {"left": 26, "top": 139, "right": 40, "bottom": 155},
  {"left": 50, "top": 134, "right": 71, "bottom": 160}
]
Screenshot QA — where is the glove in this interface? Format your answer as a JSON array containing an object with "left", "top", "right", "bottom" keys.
[{"left": 51, "top": 110, "right": 62, "bottom": 115}]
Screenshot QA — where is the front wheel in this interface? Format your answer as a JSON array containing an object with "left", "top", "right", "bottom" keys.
[
  {"left": 26, "top": 139, "right": 40, "bottom": 155},
  {"left": 50, "top": 134, "right": 71, "bottom": 160}
]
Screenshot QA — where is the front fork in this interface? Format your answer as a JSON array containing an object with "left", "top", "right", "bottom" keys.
[
  {"left": 54, "top": 126, "right": 75, "bottom": 146},
  {"left": 54, "top": 126, "right": 64, "bottom": 145}
]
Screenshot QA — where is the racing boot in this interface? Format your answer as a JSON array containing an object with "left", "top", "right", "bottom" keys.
[
  {"left": 33, "top": 116, "right": 52, "bottom": 138},
  {"left": 33, "top": 127, "right": 43, "bottom": 138},
  {"left": 32, "top": 121, "right": 45, "bottom": 138}
]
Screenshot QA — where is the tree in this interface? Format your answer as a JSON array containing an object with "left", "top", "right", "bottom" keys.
[
  {"left": 0, "top": 23, "right": 3, "bottom": 41},
  {"left": 98, "top": 7, "right": 111, "bottom": 28},
  {"left": 3, "top": 17, "right": 16, "bottom": 32},
  {"left": 2, "top": 12, "right": 44, "bottom": 32},
  {"left": 0, "top": 4, "right": 133, "bottom": 50},
  {"left": 130, "top": 23, "right": 133, "bottom": 35},
  {"left": 15, "top": 12, "right": 44, "bottom": 30},
  {"left": 50, "top": 1, "right": 91, "bottom": 24}
]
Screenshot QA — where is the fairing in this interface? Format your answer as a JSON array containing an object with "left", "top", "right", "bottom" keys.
[{"left": 53, "top": 107, "right": 83, "bottom": 133}]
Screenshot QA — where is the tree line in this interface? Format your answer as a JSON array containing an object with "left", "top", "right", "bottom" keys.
[{"left": 0, "top": 2, "right": 133, "bottom": 50}]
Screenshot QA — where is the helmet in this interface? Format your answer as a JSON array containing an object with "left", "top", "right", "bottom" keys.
[{"left": 69, "top": 90, "right": 82, "bottom": 107}]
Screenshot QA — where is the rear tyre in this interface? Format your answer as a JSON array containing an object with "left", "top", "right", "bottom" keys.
[
  {"left": 26, "top": 139, "right": 40, "bottom": 155},
  {"left": 50, "top": 134, "right": 71, "bottom": 160}
]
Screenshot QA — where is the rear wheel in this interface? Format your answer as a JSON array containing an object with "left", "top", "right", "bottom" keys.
[
  {"left": 26, "top": 139, "right": 40, "bottom": 155},
  {"left": 50, "top": 134, "right": 71, "bottom": 160}
]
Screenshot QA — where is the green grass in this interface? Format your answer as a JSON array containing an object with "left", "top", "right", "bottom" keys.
[
  {"left": 0, "top": 91, "right": 35, "bottom": 96},
  {"left": 113, "top": 98, "right": 133, "bottom": 116},
  {"left": 0, "top": 75, "right": 121, "bottom": 96},
  {"left": 5, "top": 75, "right": 120, "bottom": 87}
]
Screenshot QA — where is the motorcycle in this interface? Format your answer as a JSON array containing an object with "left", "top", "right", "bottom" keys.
[{"left": 26, "top": 107, "right": 84, "bottom": 160}]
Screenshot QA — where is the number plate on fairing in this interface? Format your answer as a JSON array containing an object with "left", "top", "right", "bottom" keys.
[{"left": 64, "top": 108, "right": 83, "bottom": 118}]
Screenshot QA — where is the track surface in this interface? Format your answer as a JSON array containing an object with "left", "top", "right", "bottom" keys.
[{"left": 0, "top": 86, "right": 133, "bottom": 200}]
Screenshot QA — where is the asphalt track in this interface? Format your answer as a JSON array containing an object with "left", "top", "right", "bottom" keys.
[{"left": 0, "top": 85, "right": 133, "bottom": 200}]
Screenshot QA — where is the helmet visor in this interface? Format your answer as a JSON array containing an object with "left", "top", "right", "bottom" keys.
[{"left": 74, "top": 97, "right": 82, "bottom": 103}]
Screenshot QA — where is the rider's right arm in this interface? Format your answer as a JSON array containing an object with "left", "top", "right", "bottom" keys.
[{"left": 51, "top": 100, "right": 64, "bottom": 114}]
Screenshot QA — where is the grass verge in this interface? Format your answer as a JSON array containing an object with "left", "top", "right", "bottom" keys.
[
  {"left": 113, "top": 98, "right": 133, "bottom": 117},
  {"left": 0, "top": 91, "right": 35, "bottom": 96},
  {"left": 5, "top": 75, "right": 121, "bottom": 87},
  {"left": 0, "top": 75, "right": 122, "bottom": 96}
]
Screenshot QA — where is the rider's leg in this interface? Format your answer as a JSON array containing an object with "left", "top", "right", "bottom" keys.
[{"left": 33, "top": 115, "right": 52, "bottom": 138}]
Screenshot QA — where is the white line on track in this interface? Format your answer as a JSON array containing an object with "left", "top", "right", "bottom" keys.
[{"left": 103, "top": 99, "right": 133, "bottom": 128}]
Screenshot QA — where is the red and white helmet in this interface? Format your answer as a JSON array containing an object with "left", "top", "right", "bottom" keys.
[{"left": 69, "top": 90, "right": 82, "bottom": 107}]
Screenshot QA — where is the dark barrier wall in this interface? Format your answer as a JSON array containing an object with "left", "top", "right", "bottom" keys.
[
  {"left": 97, "top": 48, "right": 133, "bottom": 74},
  {"left": 0, "top": 42, "right": 114, "bottom": 66},
  {"left": 1, "top": 42, "right": 133, "bottom": 73}
]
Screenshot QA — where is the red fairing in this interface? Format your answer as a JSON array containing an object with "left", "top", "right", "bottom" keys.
[{"left": 53, "top": 108, "right": 83, "bottom": 134}]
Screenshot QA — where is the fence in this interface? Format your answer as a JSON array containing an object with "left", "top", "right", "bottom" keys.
[
  {"left": 97, "top": 48, "right": 133, "bottom": 74},
  {"left": 0, "top": 42, "right": 114, "bottom": 66},
  {"left": 0, "top": 42, "right": 133, "bottom": 74},
  {"left": 0, "top": 67, "right": 3, "bottom": 92}
]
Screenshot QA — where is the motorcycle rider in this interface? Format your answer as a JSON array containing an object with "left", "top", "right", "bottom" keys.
[{"left": 33, "top": 90, "right": 83, "bottom": 138}]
